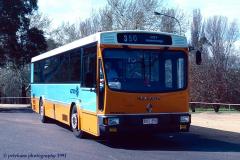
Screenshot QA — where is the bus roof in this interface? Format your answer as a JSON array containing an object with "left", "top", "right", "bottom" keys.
[{"left": 31, "top": 30, "right": 187, "bottom": 62}]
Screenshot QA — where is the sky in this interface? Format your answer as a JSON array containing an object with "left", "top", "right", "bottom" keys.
[
  {"left": 38, "top": 0, "right": 240, "bottom": 47},
  {"left": 38, "top": 0, "right": 240, "bottom": 27},
  {"left": 171, "top": 0, "right": 240, "bottom": 21},
  {"left": 38, "top": 0, "right": 107, "bottom": 28}
]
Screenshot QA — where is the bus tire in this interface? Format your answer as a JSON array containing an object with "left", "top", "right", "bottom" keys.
[
  {"left": 39, "top": 99, "right": 48, "bottom": 123},
  {"left": 71, "top": 105, "right": 85, "bottom": 138}
]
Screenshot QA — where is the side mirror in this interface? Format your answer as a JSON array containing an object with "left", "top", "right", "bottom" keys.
[{"left": 196, "top": 50, "right": 202, "bottom": 65}]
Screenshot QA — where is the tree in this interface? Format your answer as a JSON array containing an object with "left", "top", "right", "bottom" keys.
[
  {"left": 51, "top": 0, "right": 189, "bottom": 45},
  {"left": 0, "top": 0, "right": 47, "bottom": 66},
  {"left": 29, "top": 11, "right": 61, "bottom": 50},
  {"left": 29, "top": 11, "right": 52, "bottom": 36},
  {"left": 0, "top": 0, "right": 47, "bottom": 97},
  {"left": 51, "top": 22, "right": 82, "bottom": 45},
  {"left": 191, "top": 9, "right": 204, "bottom": 50},
  {"left": 190, "top": 9, "right": 240, "bottom": 104},
  {"left": 99, "top": 6, "right": 113, "bottom": 31},
  {"left": 205, "top": 16, "right": 239, "bottom": 103},
  {"left": 190, "top": 9, "right": 210, "bottom": 102},
  {"left": 158, "top": 8, "right": 186, "bottom": 34},
  {"left": 105, "top": 0, "right": 161, "bottom": 30}
]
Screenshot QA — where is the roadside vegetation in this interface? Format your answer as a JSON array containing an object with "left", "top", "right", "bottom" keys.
[{"left": 190, "top": 105, "right": 240, "bottom": 113}]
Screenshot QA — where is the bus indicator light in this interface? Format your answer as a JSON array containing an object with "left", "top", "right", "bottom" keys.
[
  {"left": 180, "top": 116, "right": 190, "bottom": 123},
  {"left": 103, "top": 118, "right": 108, "bottom": 125},
  {"left": 108, "top": 117, "right": 120, "bottom": 125},
  {"left": 180, "top": 124, "right": 187, "bottom": 130},
  {"left": 109, "top": 127, "right": 117, "bottom": 132},
  {"left": 103, "top": 117, "right": 120, "bottom": 125}
]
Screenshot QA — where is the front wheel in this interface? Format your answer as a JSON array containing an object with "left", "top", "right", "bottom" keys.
[{"left": 71, "top": 106, "right": 85, "bottom": 138}]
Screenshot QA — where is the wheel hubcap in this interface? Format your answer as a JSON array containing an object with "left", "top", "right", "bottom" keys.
[{"left": 71, "top": 113, "right": 78, "bottom": 129}]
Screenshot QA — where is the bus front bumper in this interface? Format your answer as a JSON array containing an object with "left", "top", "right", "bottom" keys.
[{"left": 98, "top": 113, "right": 191, "bottom": 136}]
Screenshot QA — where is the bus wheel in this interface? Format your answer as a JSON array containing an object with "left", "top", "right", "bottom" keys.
[
  {"left": 39, "top": 99, "right": 47, "bottom": 123},
  {"left": 71, "top": 106, "right": 85, "bottom": 138}
]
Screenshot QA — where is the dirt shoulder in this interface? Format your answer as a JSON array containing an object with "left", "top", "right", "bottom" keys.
[{"left": 191, "top": 112, "right": 240, "bottom": 133}]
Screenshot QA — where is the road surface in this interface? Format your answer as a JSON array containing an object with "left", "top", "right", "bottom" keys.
[{"left": 0, "top": 108, "right": 239, "bottom": 160}]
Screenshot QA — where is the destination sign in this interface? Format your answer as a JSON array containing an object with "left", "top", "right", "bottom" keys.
[{"left": 117, "top": 33, "right": 172, "bottom": 45}]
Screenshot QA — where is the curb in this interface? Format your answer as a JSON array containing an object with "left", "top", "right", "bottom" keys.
[{"left": 0, "top": 104, "right": 31, "bottom": 110}]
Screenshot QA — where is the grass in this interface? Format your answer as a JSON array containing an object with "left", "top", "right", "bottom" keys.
[{"left": 190, "top": 107, "right": 240, "bottom": 113}]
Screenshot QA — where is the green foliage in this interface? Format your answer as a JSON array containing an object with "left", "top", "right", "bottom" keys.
[{"left": 0, "top": 0, "right": 47, "bottom": 67}]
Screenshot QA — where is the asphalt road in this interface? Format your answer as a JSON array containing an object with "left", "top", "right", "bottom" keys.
[{"left": 0, "top": 108, "right": 240, "bottom": 160}]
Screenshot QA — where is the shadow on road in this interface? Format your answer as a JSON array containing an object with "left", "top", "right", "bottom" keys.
[
  {"left": 31, "top": 111, "right": 240, "bottom": 153},
  {"left": 47, "top": 118, "right": 72, "bottom": 131},
  {"left": 98, "top": 126, "right": 240, "bottom": 152},
  {"left": 0, "top": 107, "right": 33, "bottom": 113},
  {"left": 4, "top": 108, "right": 238, "bottom": 153}
]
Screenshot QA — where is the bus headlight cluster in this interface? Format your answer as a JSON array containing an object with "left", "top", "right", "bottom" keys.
[
  {"left": 104, "top": 117, "right": 120, "bottom": 125},
  {"left": 180, "top": 116, "right": 190, "bottom": 123}
]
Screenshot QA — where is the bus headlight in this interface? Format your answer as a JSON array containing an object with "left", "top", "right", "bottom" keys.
[
  {"left": 180, "top": 116, "right": 190, "bottom": 123},
  {"left": 104, "top": 117, "right": 120, "bottom": 125}
]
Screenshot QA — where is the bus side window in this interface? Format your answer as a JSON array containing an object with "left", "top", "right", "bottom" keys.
[
  {"left": 34, "top": 61, "right": 44, "bottom": 83},
  {"left": 82, "top": 45, "right": 97, "bottom": 88},
  {"left": 69, "top": 50, "right": 81, "bottom": 82},
  {"left": 85, "top": 72, "right": 94, "bottom": 87},
  {"left": 56, "top": 54, "right": 70, "bottom": 82},
  {"left": 43, "top": 56, "right": 60, "bottom": 83}
]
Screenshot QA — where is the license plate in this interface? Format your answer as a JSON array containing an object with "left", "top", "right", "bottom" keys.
[{"left": 143, "top": 118, "right": 158, "bottom": 125}]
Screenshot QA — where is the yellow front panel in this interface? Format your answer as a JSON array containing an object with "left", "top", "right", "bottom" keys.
[
  {"left": 104, "top": 89, "right": 189, "bottom": 114},
  {"left": 80, "top": 111, "right": 99, "bottom": 136}
]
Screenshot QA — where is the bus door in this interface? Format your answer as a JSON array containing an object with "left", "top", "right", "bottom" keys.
[
  {"left": 79, "top": 45, "right": 99, "bottom": 136},
  {"left": 98, "top": 59, "right": 105, "bottom": 111}
]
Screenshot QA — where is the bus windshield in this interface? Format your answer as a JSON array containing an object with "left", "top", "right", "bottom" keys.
[{"left": 103, "top": 48, "right": 187, "bottom": 93}]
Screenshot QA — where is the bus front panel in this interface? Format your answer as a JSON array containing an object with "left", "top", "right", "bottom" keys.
[{"left": 98, "top": 47, "right": 190, "bottom": 135}]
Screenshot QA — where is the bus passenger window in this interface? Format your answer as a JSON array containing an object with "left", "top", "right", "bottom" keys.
[
  {"left": 70, "top": 51, "right": 81, "bottom": 82},
  {"left": 82, "top": 46, "right": 97, "bottom": 88},
  {"left": 57, "top": 54, "right": 70, "bottom": 82},
  {"left": 43, "top": 56, "right": 60, "bottom": 83},
  {"left": 85, "top": 72, "right": 94, "bottom": 86},
  {"left": 33, "top": 61, "right": 44, "bottom": 83}
]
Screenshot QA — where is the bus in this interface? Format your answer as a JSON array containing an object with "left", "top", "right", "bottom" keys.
[{"left": 31, "top": 30, "right": 201, "bottom": 138}]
